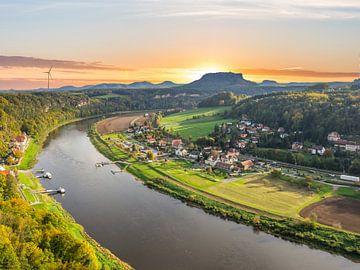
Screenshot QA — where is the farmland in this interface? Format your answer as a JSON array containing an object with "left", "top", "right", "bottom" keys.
[
  {"left": 161, "top": 107, "right": 233, "bottom": 139},
  {"left": 301, "top": 197, "right": 360, "bottom": 233},
  {"left": 129, "top": 160, "right": 326, "bottom": 217}
]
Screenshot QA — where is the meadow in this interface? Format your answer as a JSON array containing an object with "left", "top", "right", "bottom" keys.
[
  {"left": 129, "top": 159, "right": 324, "bottom": 217},
  {"left": 161, "top": 107, "right": 234, "bottom": 139}
]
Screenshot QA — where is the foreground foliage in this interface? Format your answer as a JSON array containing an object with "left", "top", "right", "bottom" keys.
[{"left": 0, "top": 173, "right": 131, "bottom": 269}]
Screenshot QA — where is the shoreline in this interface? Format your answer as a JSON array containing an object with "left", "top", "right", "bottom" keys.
[
  {"left": 15, "top": 111, "right": 137, "bottom": 269},
  {"left": 89, "top": 123, "right": 360, "bottom": 262}
]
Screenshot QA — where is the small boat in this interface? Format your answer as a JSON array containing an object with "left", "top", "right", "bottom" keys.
[
  {"left": 43, "top": 172, "right": 52, "bottom": 179},
  {"left": 111, "top": 170, "right": 122, "bottom": 175}
]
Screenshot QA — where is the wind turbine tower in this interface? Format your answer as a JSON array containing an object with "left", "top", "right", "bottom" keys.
[{"left": 44, "top": 67, "right": 53, "bottom": 90}]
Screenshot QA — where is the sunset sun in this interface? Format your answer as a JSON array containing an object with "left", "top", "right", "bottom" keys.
[{"left": 187, "top": 66, "right": 226, "bottom": 81}]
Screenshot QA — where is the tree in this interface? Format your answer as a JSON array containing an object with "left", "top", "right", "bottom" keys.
[
  {"left": 349, "top": 159, "right": 360, "bottom": 175},
  {"left": 147, "top": 151, "right": 155, "bottom": 160}
]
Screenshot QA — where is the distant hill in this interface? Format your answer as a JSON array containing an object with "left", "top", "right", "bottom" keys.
[
  {"left": 3, "top": 80, "right": 182, "bottom": 92},
  {"left": 0, "top": 72, "right": 356, "bottom": 94},
  {"left": 258, "top": 80, "right": 279, "bottom": 87},
  {"left": 181, "top": 72, "right": 256, "bottom": 91}
]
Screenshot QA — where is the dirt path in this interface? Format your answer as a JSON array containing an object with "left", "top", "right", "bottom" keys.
[
  {"left": 96, "top": 113, "right": 146, "bottom": 135},
  {"left": 300, "top": 196, "right": 360, "bottom": 233}
]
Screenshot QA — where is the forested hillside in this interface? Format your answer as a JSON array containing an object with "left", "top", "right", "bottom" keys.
[
  {"left": 230, "top": 90, "right": 360, "bottom": 144},
  {"left": 198, "top": 92, "right": 245, "bottom": 107},
  {"left": 0, "top": 93, "right": 132, "bottom": 269}
]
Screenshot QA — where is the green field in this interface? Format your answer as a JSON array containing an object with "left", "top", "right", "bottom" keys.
[
  {"left": 207, "top": 174, "right": 325, "bottom": 217},
  {"left": 129, "top": 159, "right": 325, "bottom": 217},
  {"left": 17, "top": 139, "right": 41, "bottom": 170},
  {"left": 336, "top": 187, "right": 360, "bottom": 200},
  {"left": 161, "top": 107, "right": 234, "bottom": 139}
]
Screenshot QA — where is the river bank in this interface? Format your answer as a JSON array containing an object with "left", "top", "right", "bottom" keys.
[
  {"left": 89, "top": 124, "right": 360, "bottom": 262},
  {"left": 14, "top": 113, "right": 135, "bottom": 269}
]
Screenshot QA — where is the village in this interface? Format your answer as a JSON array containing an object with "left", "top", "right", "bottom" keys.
[
  {"left": 0, "top": 132, "right": 29, "bottom": 166},
  {"left": 102, "top": 113, "right": 360, "bottom": 186}
]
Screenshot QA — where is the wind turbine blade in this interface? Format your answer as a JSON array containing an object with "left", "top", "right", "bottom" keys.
[{"left": 49, "top": 66, "right": 53, "bottom": 72}]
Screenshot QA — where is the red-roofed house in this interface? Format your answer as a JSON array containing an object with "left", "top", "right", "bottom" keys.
[
  {"left": 15, "top": 133, "right": 28, "bottom": 151},
  {"left": 172, "top": 139, "right": 183, "bottom": 149},
  {"left": 240, "top": 160, "right": 254, "bottom": 171},
  {"left": 0, "top": 166, "right": 9, "bottom": 176}
]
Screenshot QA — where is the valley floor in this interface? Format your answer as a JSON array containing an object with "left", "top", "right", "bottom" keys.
[{"left": 90, "top": 121, "right": 360, "bottom": 261}]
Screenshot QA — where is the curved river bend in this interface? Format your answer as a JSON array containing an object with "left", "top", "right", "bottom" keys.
[{"left": 36, "top": 119, "right": 358, "bottom": 270}]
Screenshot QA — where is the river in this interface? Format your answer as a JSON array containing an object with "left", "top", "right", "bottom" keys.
[{"left": 36, "top": 118, "right": 358, "bottom": 270}]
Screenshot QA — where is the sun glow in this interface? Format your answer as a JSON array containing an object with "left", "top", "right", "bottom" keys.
[{"left": 186, "top": 66, "right": 226, "bottom": 82}]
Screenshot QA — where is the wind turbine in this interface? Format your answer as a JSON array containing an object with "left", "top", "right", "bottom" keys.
[{"left": 44, "top": 66, "right": 53, "bottom": 90}]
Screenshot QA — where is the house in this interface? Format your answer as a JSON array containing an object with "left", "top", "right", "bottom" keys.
[
  {"left": 227, "top": 148, "right": 238, "bottom": 158},
  {"left": 292, "top": 142, "right": 303, "bottom": 151},
  {"left": 334, "top": 140, "right": 360, "bottom": 152},
  {"left": 172, "top": 139, "right": 183, "bottom": 149},
  {"left": 158, "top": 140, "right": 168, "bottom": 147},
  {"left": 240, "top": 133, "right": 248, "bottom": 139},
  {"left": 280, "top": 133, "right": 289, "bottom": 139},
  {"left": 310, "top": 145, "right": 326, "bottom": 156},
  {"left": 0, "top": 166, "right": 9, "bottom": 176},
  {"left": 248, "top": 128, "right": 257, "bottom": 135},
  {"left": 175, "top": 148, "right": 188, "bottom": 157},
  {"left": 205, "top": 156, "right": 218, "bottom": 167},
  {"left": 238, "top": 141, "right": 247, "bottom": 149},
  {"left": 334, "top": 139, "right": 348, "bottom": 149},
  {"left": 345, "top": 142, "right": 360, "bottom": 152},
  {"left": 15, "top": 133, "right": 28, "bottom": 151},
  {"left": 261, "top": 126, "right": 271, "bottom": 132},
  {"left": 251, "top": 137, "right": 259, "bottom": 144},
  {"left": 189, "top": 151, "right": 201, "bottom": 160},
  {"left": 215, "top": 162, "right": 234, "bottom": 172},
  {"left": 147, "top": 137, "right": 156, "bottom": 144},
  {"left": 241, "top": 160, "right": 254, "bottom": 171},
  {"left": 237, "top": 124, "right": 246, "bottom": 131},
  {"left": 327, "top": 131, "right": 341, "bottom": 142},
  {"left": 277, "top": 127, "right": 285, "bottom": 133}
]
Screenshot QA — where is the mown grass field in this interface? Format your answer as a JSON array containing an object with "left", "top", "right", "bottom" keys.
[
  {"left": 206, "top": 174, "right": 325, "bottom": 217},
  {"left": 129, "top": 159, "right": 325, "bottom": 217},
  {"left": 336, "top": 187, "right": 360, "bottom": 200},
  {"left": 161, "top": 107, "right": 234, "bottom": 139},
  {"left": 18, "top": 139, "right": 41, "bottom": 170}
]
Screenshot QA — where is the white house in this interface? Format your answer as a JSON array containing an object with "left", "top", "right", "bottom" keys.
[
  {"left": 327, "top": 131, "right": 341, "bottom": 142},
  {"left": 310, "top": 145, "right": 326, "bottom": 156},
  {"left": 345, "top": 143, "right": 360, "bottom": 152},
  {"left": 175, "top": 148, "right": 188, "bottom": 157},
  {"left": 205, "top": 156, "right": 218, "bottom": 167}
]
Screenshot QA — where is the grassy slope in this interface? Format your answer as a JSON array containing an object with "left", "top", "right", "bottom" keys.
[
  {"left": 18, "top": 139, "right": 41, "bottom": 170},
  {"left": 133, "top": 161, "right": 325, "bottom": 217},
  {"left": 336, "top": 187, "right": 360, "bottom": 200},
  {"left": 161, "top": 107, "right": 233, "bottom": 139}
]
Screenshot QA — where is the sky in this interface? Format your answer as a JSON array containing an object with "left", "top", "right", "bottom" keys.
[{"left": 0, "top": 0, "right": 360, "bottom": 89}]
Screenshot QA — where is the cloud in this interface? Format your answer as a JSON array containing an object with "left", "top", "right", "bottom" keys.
[
  {"left": 152, "top": 0, "right": 360, "bottom": 20},
  {"left": 0, "top": 55, "right": 133, "bottom": 71},
  {"left": 2, "top": 0, "right": 360, "bottom": 20}
]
